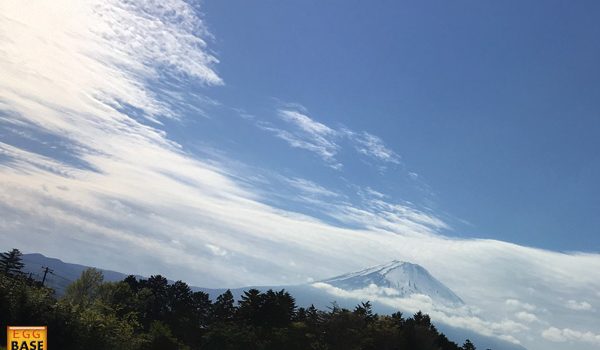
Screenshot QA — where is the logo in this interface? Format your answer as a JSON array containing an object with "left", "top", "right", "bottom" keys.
[{"left": 7, "top": 326, "right": 47, "bottom": 350}]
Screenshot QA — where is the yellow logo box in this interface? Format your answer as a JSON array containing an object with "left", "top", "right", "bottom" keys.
[{"left": 7, "top": 326, "right": 47, "bottom": 350}]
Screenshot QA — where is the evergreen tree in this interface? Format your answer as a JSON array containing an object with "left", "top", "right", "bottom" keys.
[
  {"left": 354, "top": 301, "right": 375, "bottom": 323},
  {"left": 262, "top": 289, "right": 296, "bottom": 327},
  {"left": 0, "top": 248, "right": 25, "bottom": 275},
  {"left": 191, "top": 291, "right": 212, "bottom": 327},
  {"left": 391, "top": 311, "right": 405, "bottom": 327},
  {"left": 462, "top": 339, "right": 476, "bottom": 350},
  {"left": 213, "top": 289, "right": 236, "bottom": 322},
  {"left": 305, "top": 304, "right": 322, "bottom": 328},
  {"left": 140, "top": 275, "right": 170, "bottom": 324},
  {"left": 237, "top": 288, "right": 263, "bottom": 325}
]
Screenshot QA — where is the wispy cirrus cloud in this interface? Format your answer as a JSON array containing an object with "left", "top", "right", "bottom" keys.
[
  {"left": 342, "top": 129, "right": 401, "bottom": 164},
  {"left": 279, "top": 110, "right": 335, "bottom": 137},
  {"left": 256, "top": 108, "right": 401, "bottom": 170},
  {"left": 257, "top": 110, "right": 341, "bottom": 169},
  {"left": 285, "top": 177, "right": 341, "bottom": 198}
]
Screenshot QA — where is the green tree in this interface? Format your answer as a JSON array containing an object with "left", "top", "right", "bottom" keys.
[
  {"left": 64, "top": 268, "right": 104, "bottom": 307},
  {"left": 140, "top": 275, "right": 170, "bottom": 325},
  {"left": 0, "top": 248, "right": 25, "bottom": 275},
  {"left": 145, "top": 321, "right": 189, "bottom": 350}
]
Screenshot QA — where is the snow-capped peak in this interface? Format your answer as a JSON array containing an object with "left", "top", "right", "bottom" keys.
[{"left": 321, "top": 260, "right": 464, "bottom": 305}]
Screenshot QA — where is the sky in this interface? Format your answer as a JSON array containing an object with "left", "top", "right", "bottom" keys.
[{"left": 0, "top": 1, "right": 599, "bottom": 350}]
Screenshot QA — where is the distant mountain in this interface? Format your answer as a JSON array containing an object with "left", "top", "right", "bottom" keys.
[
  {"left": 20, "top": 253, "right": 527, "bottom": 350},
  {"left": 21, "top": 253, "right": 136, "bottom": 294},
  {"left": 321, "top": 260, "right": 464, "bottom": 305}
]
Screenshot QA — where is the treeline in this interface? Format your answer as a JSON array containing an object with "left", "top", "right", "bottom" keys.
[{"left": 0, "top": 249, "right": 477, "bottom": 350}]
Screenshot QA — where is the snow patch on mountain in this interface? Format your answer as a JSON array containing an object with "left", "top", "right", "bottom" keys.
[{"left": 319, "top": 260, "right": 464, "bottom": 306}]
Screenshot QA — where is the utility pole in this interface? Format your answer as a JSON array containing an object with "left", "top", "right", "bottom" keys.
[{"left": 41, "top": 266, "right": 53, "bottom": 286}]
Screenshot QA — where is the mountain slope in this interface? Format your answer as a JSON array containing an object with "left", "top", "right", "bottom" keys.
[
  {"left": 21, "top": 253, "right": 135, "bottom": 294},
  {"left": 322, "top": 260, "right": 464, "bottom": 305}
]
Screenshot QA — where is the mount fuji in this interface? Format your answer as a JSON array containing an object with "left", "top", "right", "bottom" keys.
[{"left": 321, "top": 260, "right": 464, "bottom": 306}]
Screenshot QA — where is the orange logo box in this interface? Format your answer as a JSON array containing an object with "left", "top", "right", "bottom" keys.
[{"left": 7, "top": 326, "right": 47, "bottom": 350}]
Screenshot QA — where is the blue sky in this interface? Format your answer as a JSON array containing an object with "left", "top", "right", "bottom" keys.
[
  {"left": 1, "top": 1, "right": 600, "bottom": 349},
  {"left": 196, "top": 0, "right": 600, "bottom": 251}
]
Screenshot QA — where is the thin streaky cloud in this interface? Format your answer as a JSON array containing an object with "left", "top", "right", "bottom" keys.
[
  {"left": 285, "top": 177, "right": 341, "bottom": 198},
  {"left": 254, "top": 108, "right": 402, "bottom": 170},
  {"left": 343, "top": 129, "right": 401, "bottom": 164}
]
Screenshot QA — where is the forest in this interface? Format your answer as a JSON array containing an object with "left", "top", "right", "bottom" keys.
[{"left": 1, "top": 249, "right": 479, "bottom": 350}]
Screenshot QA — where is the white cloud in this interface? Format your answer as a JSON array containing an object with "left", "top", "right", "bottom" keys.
[
  {"left": 285, "top": 177, "right": 340, "bottom": 198},
  {"left": 279, "top": 110, "right": 335, "bottom": 137},
  {"left": 257, "top": 113, "right": 342, "bottom": 169},
  {"left": 542, "top": 327, "right": 600, "bottom": 345},
  {"left": 566, "top": 299, "right": 594, "bottom": 311},
  {"left": 515, "top": 311, "right": 539, "bottom": 323},
  {"left": 542, "top": 327, "right": 567, "bottom": 342},
  {"left": 505, "top": 299, "right": 536, "bottom": 311},
  {"left": 256, "top": 109, "right": 401, "bottom": 170},
  {"left": 346, "top": 130, "right": 400, "bottom": 164},
  {"left": 363, "top": 187, "right": 387, "bottom": 199},
  {"left": 206, "top": 244, "right": 227, "bottom": 257}
]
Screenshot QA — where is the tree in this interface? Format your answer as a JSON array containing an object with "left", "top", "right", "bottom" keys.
[
  {"left": 261, "top": 289, "right": 296, "bottom": 327},
  {"left": 0, "top": 248, "right": 25, "bottom": 275},
  {"left": 140, "top": 275, "right": 170, "bottom": 324},
  {"left": 212, "top": 289, "right": 236, "bottom": 322},
  {"left": 64, "top": 268, "right": 104, "bottom": 307},
  {"left": 305, "top": 304, "right": 323, "bottom": 330},
  {"left": 237, "top": 288, "right": 263, "bottom": 325},
  {"left": 391, "top": 311, "right": 405, "bottom": 327},
  {"left": 354, "top": 301, "right": 375, "bottom": 323},
  {"left": 462, "top": 339, "right": 476, "bottom": 350},
  {"left": 146, "top": 321, "right": 187, "bottom": 350},
  {"left": 190, "top": 291, "right": 212, "bottom": 327}
]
